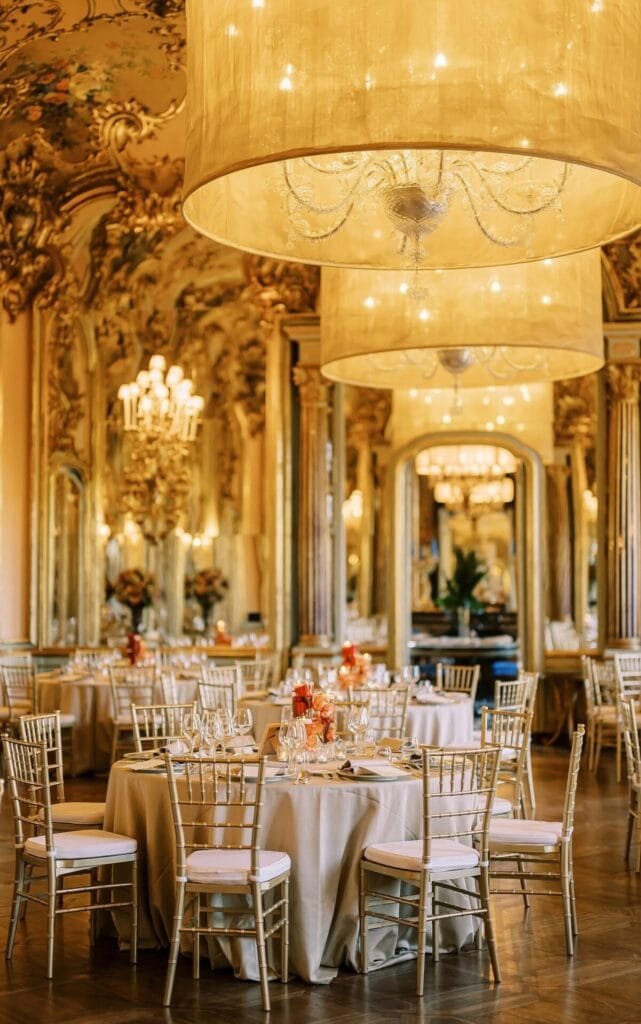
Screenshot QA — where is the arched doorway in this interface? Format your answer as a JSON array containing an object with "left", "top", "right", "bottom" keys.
[{"left": 388, "top": 430, "right": 545, "bottom": 671}]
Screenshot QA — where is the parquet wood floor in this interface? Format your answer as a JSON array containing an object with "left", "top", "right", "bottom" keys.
[{"left": 0, "top": 745, "right": 639, "bottom": 1024}]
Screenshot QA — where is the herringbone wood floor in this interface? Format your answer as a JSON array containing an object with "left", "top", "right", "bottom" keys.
[{"left": 0, "top": 744, "right": 639, "bottom": 1024}]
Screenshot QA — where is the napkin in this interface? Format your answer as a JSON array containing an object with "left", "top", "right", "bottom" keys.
[
  {"left": 340, "top": 758, "right": 409, "bottom": 778},
  {"left": 128, "top": 757, "right": 166, "bottom": 771},
  {"left": 414, "top": 689, "right": 465, "bottom": 705}
]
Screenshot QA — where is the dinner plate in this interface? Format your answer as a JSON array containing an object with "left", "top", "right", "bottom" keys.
[
  {"left": 122, "top": 750, "right": 159, "bottom": 761},
  {"left": 336, "top": 769, "right": 413, "bottom": 783}
]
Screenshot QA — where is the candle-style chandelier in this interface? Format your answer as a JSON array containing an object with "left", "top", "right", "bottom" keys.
[
  {"left": 117, "top": 356, "right": 205, "bottom": 545},
  {"left": 417, "top": 444, "right": 516, "bottom": 517}
]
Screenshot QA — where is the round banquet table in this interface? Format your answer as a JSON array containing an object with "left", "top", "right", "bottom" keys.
[
  {"left": 238, "top": 695, "right": 289, "bottom": 745},
  {"left": 104, "top": 760, "right": 478, "bottom": 984},
  {"left": 37, "top": 671, "right": 200, "bottom": 774},
  {"left": 406, "top": 693, "right": 474, "bottom": 747}
]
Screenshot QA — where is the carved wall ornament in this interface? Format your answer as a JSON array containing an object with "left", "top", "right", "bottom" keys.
[
  {"left": 243, "top": 254, "right": 320, "bottom": 323},
  {"left": 602, "top": 233, "right": 641, "bottom": 322},
  {"left": 292, "top": 364, "right": 331, "bottom": 407},
  {"left": 606, "top": 363, "right": 641, "bottom": 403},
  {"left": 346, "top": 386, "right": 392, "bottom": 447},
  {"left": 553, "top": 374, "right": 598, "bottom": 448},
  {"left": 47, "top": 308, "right": 86, "bottom": 459}
]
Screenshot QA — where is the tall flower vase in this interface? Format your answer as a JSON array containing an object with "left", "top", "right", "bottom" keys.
[
  {"left": 456, "top": 606, "right": 471, "bottom": 638},
  {"left": 129, "top": 605, "right": 144, "bottom": 635}
]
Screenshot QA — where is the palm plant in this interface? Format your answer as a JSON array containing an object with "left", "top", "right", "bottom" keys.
[{"left": 437, "top": 547, "right": 487, "bottom": 613}]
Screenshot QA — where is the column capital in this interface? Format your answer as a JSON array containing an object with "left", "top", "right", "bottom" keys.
[
  {"left": 606, "top": 363, "right": 641, "bottom": 402},
  {"left": 292, "top": 364, "right": 330, "bottom": 406}
]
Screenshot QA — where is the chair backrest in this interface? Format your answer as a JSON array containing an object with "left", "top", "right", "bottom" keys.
[
  {"left": 3, "top": 735, "right": 53, "bottom": 852},
  {"left": 561, "top": 725, "right": 585, "bottom": 841},
  {"left": 518, "top": 670, "right": 540, "bottom": 710},
  {"left": 1, "top": 664, "right": 36, "bottom": 715},
  {"left": 583, "top": 656, "right": 615, "bottom": 710},
  {"left": 198, "top": 665, "right": 239, "bottom": 713},
  {"left": 108, "top": 665, "right": 157, "bottom": 722},
  {"left": 159, "top": 670, "right": 178, "bottom": 704},
  {"left": 18, "top": 711, "right": 65, "bottom": 803},
  {"left": 420, "top": 746, "right": 501, "bottom": 867},
  {"left": 236, "top": 659, "right": 272, "bottom": 694},
  {"left": 131, "top": 702, "right": 197, "bottom": 752},
  {"left": 165, "top": 754, "right": 266, "bottom": 882},
  {"left": 620, "top": 699, "right": 641, "bottom": 787},
  {"left": 480, "top": 706, "right": 533, "bottom": 811},
  {"left": 348, "top": 686, "right": 410, "bottom": 739},
  {"left": 494, "top": 678, "right": 530, "bottom": 711},
  {"left": 436, "top": 663, "right": 480, "bottom": 703},
  {"left": 614, "top": 653, "right": 641, "bottom": 702}
]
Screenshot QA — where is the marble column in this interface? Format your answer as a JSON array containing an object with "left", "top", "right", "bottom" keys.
[
  {"left": 545, "top": 463, "right": 573, "bottom": 622},
  {"left": 606, "top": 365, "right": 641, "bottom": 647},
  {"left": 292, "top": 364, "right": 333, "bottom": 646}
]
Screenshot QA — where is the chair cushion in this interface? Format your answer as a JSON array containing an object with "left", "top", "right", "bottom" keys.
[
  {"left": 25, "top": 828, "right": 136, "bottom": 860},
  {"left": 186, "top": 848, "right": 290, "bottom": 884},
  {"left": 364, "top": 837, "right": 480, "bottom": 872},
  {"left": 491, "top": 796, "right": 514, "bottom": 816},
  {"left": 50, "top": 802, "right": 105, "bottom": 826},
  {"left": 489, "top": 817, "right": 563, "bottom": 847},
  {"left": 58, "top": 713, "right": 77, "bottom": 728}
]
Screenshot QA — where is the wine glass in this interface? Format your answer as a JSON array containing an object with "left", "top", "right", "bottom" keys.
[
  {"left": 182, "top": 711, "right": 202, "bottom": 754},
  {"left": 347, "top": 705, "right": 370, "bottom": 754},
  {"left": 233, "top": 707, "right": 254, "bottom": 740},
  {"left": 282, "top": 719, "right": 307, "bottom": 780}
]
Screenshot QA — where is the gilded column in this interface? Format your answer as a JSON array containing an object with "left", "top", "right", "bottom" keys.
[
  {"left": 606, "top": 365, "right": 641, "bottom": 647},
  {"left": 292, "top": 364, "right": 333, "bottom": 646},
  {"left": 545, "top": 463, "right": 573, "bottom": 622}
]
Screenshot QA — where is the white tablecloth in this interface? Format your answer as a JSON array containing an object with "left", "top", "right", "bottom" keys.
[
  {"left": 406, "top": 694, "right": 474, "bottom": 747},
  {"left": 104, "top": 760, "right": 478, "bottom": 983}
]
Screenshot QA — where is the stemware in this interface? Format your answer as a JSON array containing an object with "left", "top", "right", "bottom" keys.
[
  {"left": 347, "top": 705, "right": 370, "bottom": 754},
  {"left": 182, "top": 711, "right": 202, "bottom": 754},
  {"left": 281, "top": 718, "right": 307, "bottom": 780},
  {"left": 232, "top": 707, "right": 254, "bottom": 739}
]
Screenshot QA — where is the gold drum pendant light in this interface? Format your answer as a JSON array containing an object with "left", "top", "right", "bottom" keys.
[
  {"left": 319, "top": 249, "right": 603, "bottom": 390},
  {"left": 185, "top": 0, "right": 641, "bottom": 270}
]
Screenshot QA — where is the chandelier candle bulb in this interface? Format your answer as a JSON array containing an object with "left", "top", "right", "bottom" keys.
[{"left": 185, "top": 0, "right": 641, "bottom": 269}]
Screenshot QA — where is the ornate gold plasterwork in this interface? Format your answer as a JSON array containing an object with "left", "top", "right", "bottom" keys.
[
  {"left": 602, "top": 233, "right": 641, "bottom": 322},
  {"left": 606, "top": 363, "right": 641, "bottom": 402},
  {"left": 47, "top": 308, "right": 86, "bottom": 459},
  {"left": 243, "top": 255, "right": 320, "bottom": 323},
  {"left": 553, "top": 374, "right": 597, "bottom": 449},
  {"left": 292, "top": 365, "right": 330, "bottom": 406},
  {"left": 346, "top": 387, "right": 392, "bottom": 447}
]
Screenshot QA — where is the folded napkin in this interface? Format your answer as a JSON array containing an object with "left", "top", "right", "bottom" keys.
[
  {"left": 414, "top": 689, "right": 465, "bottom": 705},
  {"left": 128, "top": 757, "right": 166, "bottom": 771},
  {"left": 340, "top": 758, "right": 409, "bottom": 779}
]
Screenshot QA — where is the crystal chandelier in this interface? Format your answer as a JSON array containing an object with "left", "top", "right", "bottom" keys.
[
  {"left": 184, "top": 1, "right": 641, "bottom": 269},
  {"left": 117, "top": 356, "right": 205, "bottom": 545},
  {"left": 417, "top": 445, "right": 516, "bottom": 517},
  {"left": 320, "top": 250, "right": 604, "bottom": 396},
  {"left": 433, "top": 478, "right": 515, "bottom": 517}
]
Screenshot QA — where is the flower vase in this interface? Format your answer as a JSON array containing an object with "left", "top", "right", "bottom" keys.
[
  {"left": 197, "top": 598, "right": 215, "bottom": 635},
  {"left": 456, "top": 606, "right": 471, "bottom": 638},
  {"left": 129, "top": 605, "right": 144, "bottom": 635}
]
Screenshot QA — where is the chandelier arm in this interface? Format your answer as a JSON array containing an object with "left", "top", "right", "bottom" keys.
[
  {"left": 283, "top": 162, "right": 367, "bottom": 217},
  {"left": 451, "top": 156, "right": 569, "bottom": 216},
  {"left": 447, "top": 171, "right": 523, "bottom": 246}
]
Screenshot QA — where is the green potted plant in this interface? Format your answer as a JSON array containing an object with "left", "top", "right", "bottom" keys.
[{"left": 437, "top": 547, "right": 487, "bottom": 637}]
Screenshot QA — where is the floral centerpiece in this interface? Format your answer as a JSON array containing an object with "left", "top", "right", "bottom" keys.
[
  {"left": 304, "top": 692, "right": 336, "bottom": 749},
  {"left": 337, "top": 641, "right": 372, "bottom": 691},
  {"left": 185, "top": 567, "right": 229, "bottom": 630},
  {"left": 112, "top": 568, "right": 156, "bottom": 634}
]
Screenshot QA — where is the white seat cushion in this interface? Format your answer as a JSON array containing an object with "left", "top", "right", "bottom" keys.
[
  {"left": 186, "top": 848, "right": 290, "bottom": 884},
  {"left": 491, "top": 796, "right": 514, "bottom": 816},
  {"left": 25, "top": 828, "right": 136, "bottom": 860},
  {"left": 364, "top": 837, "right": 480, "bottom": 872},
  {"left": 489, "top": 817, "right": 563, "bottom": 847},
  {"left": 58, "top": 713, "right": 76, "bottom": 728},
  {"left": 50, "top": 802, "right": 105, "bottom": 826}
]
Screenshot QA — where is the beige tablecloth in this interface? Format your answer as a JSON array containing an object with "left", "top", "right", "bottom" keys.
[
  {"left": 104, "top": 761, "right": 477, "bottom": 983},
  {"left": 406, "top": 695, "right": 474, "bottom": 747},
  {"left": 37, "top": 672, "right": 200, "bottom": 774},
  {"left": 238, "top": 696, "right": 289, "bottom": 745}
]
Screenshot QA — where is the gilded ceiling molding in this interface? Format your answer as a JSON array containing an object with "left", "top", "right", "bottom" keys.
[
  {"left": 601, "top": 235, "right": 641, "bottom": 322},
  {"left": 243, "top": 255, "right": 320, "bottom": 323},
  {"left": 0, "top": 136, "right": 73, "bottom": 320},
  {"left": 552, "top": 374, "right": 597, "bottom": 449}
]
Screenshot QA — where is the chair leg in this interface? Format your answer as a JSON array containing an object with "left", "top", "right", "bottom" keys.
[
  {"left": 252, "top": 882, "right": 270, "bottom": 1012},
  {"left": 193, "top": 892, "right": 200, "bottom": 979},
  {"left": 625, "top": 794, "right": 634, "bottom": 863},
  {"left": 46, "top": 865, "right": 57, "bottom": 979},
  {"left": 525, "top": 746, "right": 536, "bottom": 818},
  {"left": 6, "top": 856, "right": 25, "bottom": 960},
  {"left": 431, "top": 887, "right": 440, "bottom": 964},
  {"left": 359, "top": 862, "right": 370, "bottom": 974},
  {"left": 479, "top": 867, "right": 501, "bottom": 983},
  {"left": 416, "top": 881, "right": 430, "bottom": 998},
  {"left": 587, "top": 721, "right": 595, "bottom": 772},
  {"left": 561, "top": 847, "right": 574, "bottom": 956},
  {"left": 280, "top": 876, "right": 289, "bottom": 983},
  {"left": 163, "top": 881, "right": 186, "bottom": 1006},
  {"left": 616, "top": 728, "right": 622, "bottom": 784},
  {"left": 593, "top": 724, "right": 602, "bottom": 775},
  {"left": 516, "top": 856, "right": 530, "bottom": 911},
  {"left": 130, "top": 857, "right": 138, "bottom": 965}
]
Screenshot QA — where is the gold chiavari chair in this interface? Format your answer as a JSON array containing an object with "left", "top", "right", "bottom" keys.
[
  {"left": 198, "top": 665, "right": 239, "bottom": 715},
  {"left": 614, "top": 653, "right": 641, "bottom": 782},
  {"left": 582, "top": 656, "right": 618, "bottom": 776},
  {"left": 620, "top": 698, "right": 641, "bottom": 873},
  {"left": 236, "top": 658, "right": 272, "bottom": 695},
  {"left": 359, "top": 745, "right": 501, "bottom": 996},
  {"left": 1, "top": 662, "right": 37, "bottom": 726},
  {"left": 131, "top": 702, "right": 197, "bottom": 752},
  {"left": 488, "top": 724, "right": 585, "bottom": 956},
  {"left": 163, "top": 753, "right": 290, "bottom": 1011},
  {"left": 18, "top": 712, "right": 104, "bottom": 829},
  {"left": 159, "top": 669, "right": 179, "bottom": 705},
  {"left": 480, "top": 706, "right": 533, "bottom": 820},
  {"left": 3, "top": 735, "right": 137, "bottom": 978},
  {"left": 108, "top": 664, "right": 157, "bottom": 762},
  {"left": 435, "top": 662, "right": 481, "bottom": 705},
  {"left": 348, "top": 685, "right": 410, "bottom": 740}
]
